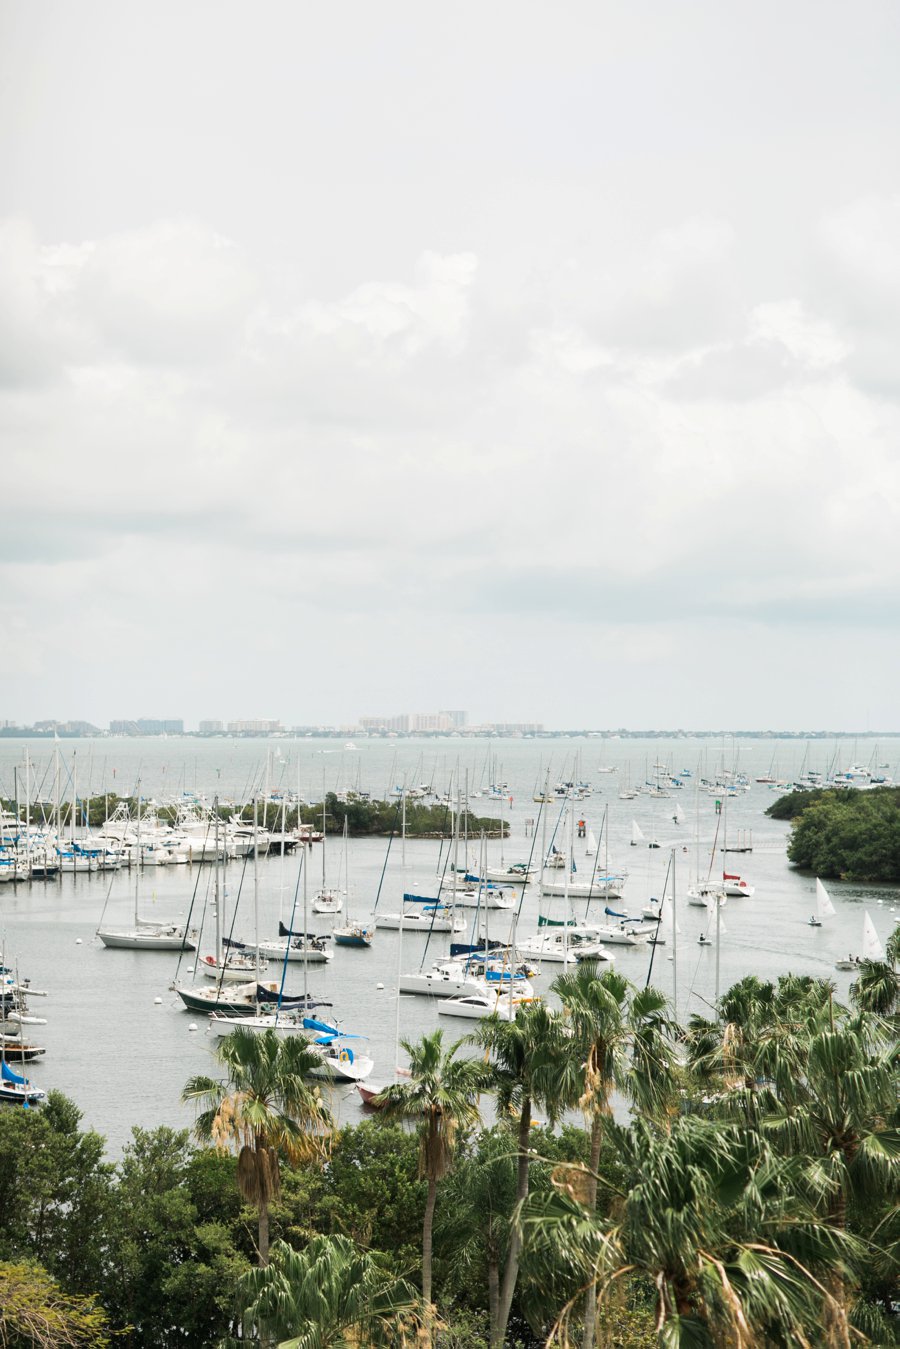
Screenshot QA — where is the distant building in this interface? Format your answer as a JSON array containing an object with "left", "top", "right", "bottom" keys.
[
  {"left": 226, "top": 719, "right": 283, "bottom": 735},
  {"left": 109, "top": 719, "right": 183, "bottom": 735},
  {"left": 199, "top": 720, "right": 224, "bottom": 734},
  {"left": 439, "top": 709, "right": 468, "bottom": 728}
]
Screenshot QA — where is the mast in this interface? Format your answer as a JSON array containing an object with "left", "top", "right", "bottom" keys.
[
  {"left": 253, "top": 795, "right": 260, "bottom": 980},
  {"left": 671, "top": 848, "right": 678, "bottom": 1021},
  {"left": 302, "top": 829, "right": 309, "bottom": 1004},
  {"left": 213, "top": 802, "right": 222, "bottom": 967},
  {"left": 134, "top": 781, "right": 141, "bottom": 927}
]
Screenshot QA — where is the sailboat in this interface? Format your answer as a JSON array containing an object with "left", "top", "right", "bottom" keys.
[
  {"left": 835, "top": 911, "right": 885, "bottom": 970},
  {"left": 808, "top": 878, "right": 836, "bottom": 927},
  {"left": 0, "top": 1056, "right": 45, "bottom": 1106},
  {"left": 584, "top": 828, "right": 598, "bottom": 857},
  {"left": 312, "top": 800, "right": 342, "bottom": 914},
  {"left": 97, "top": 786, "right": 198, "bottom": 950},
  {"left": 333, "top": 820, "right": 375, "bottom": 947},
  {"left": 630, "top": 821, "right": 645, "bottom": 847}
]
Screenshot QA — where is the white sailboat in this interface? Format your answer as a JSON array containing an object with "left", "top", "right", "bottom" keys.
[
  {"left": 585, "top": 828, "right": 598, "bottom": 857},
  {"left": 808, "top": 878, "right": 836, "bottom": 927},
  {"left": 630, "top": 821, "right": 645, "bottom": 847},
  {"left": 835, "top": 910, "right": 885, "bottom": 970},
  {"left": 97, "top": 786, "right": 198, "bottom": 950},
  {"left": 312, "top": 802, "right": 343, "bottom": 914}
]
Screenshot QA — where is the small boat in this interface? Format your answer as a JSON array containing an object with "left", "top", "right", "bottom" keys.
[
  {"left": 199, "top": 951, "right": 269, "bottom": 982},
  {"left": 808, "top": 878, "right": 836, "bottom": 927},
  {"left": 835, "top": 911, "right": 885, "bottom": 971},
  {"left": 0, "top": 1035, "right": 46, "bottom": 1061},
  {"left": 333, "top": 921, "right": 375, "bottom": 948},
  {"left": 0, "top": 1058, "right": 45, "bottom": 1105},
  {"left": 302, "top": 1017, "right": 375, "bottom": 1082},
  {"left": 437, "top": 991, "right": 540, "bottom": 1020},
  {"left": 312, "top": 888, "right": 343, "bottom": 915},
  {"left": 257, "top": 924, "right": 333, "bottom": 963},
  {"left": 171, "top": 978, "right": 284, "bottom": 1015}
]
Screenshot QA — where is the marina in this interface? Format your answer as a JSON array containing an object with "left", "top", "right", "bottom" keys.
[{"left": 0, "top": 733, "right": 898, "bottom": 1154}]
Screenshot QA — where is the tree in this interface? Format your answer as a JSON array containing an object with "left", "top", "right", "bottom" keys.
[
  {"left": 0, "top": 1261, "right": 112, "bottom": 1348},
  {"left": 524, "top": 1116, "right": 861, "bottom": 1347},
  {"left": 851, "top": 925, "right": 900, "bottom": 1016},
  {"left": 374, "top": 1029, "right": 488, "bottom": 1339},
  {"left": 182, "top": 1028, "right": 332, "bottom": 1266},
  {"left": 237, "top": 1234, "right": 422, "bottom": 1347},
  {"left": 551, "top": 965, "right": 678, "bottom": 1348},
  {"left": 471, "top": 1001, "right": 578, "bottom": 1347}
]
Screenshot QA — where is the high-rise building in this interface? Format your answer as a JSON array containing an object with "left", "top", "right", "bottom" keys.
[{"left": 199, "top": 720, "right": 224, "bottom": 734}]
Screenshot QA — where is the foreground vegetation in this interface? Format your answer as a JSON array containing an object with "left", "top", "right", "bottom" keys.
[
  {"left": 767, "top": 785, "right": 900, "bottom": 881},
  {"left": 2, "top": 956, "right": 898, "bottom": 1347}
]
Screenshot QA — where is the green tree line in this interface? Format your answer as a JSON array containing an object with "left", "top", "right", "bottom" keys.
[
  {"left": 0, "top": 792, "right": 508, "bottom": 838},
  {"left": 767, "top": 786, "right": 900, "bottom": 880},
  {"left": 2, "top": 952, "right": 898, "bottom": 1346}
]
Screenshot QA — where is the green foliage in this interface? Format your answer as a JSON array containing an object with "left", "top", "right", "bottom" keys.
[
  {"left": 0, "top": 1260, "right": 113, "bottom": 1347},
  {"left": 765, "top": 787, "right": 829, "bottom": 820},
  {"left": 777, "top": 786, "right": 900, "bottom": 880},
  {"left": 101, "top": 1126, "right": 250, "bottom": 1347},
  {"left": 0, "top": 1091, "right": 112, "bottom": 1292},
  {"left": 236, "top": 1233, "right": 423, "bottom": 1347}
]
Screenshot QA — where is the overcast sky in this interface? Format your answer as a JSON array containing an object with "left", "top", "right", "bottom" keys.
[{"left": 1, "top": 1, "right": 899, "bottom": 731}]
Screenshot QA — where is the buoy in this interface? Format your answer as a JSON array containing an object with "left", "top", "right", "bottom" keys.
[
  {"left": 188, "top": 1023, "right": 198, "bottom": 1032},
  {"left": 376, "top": 982, "right": 384, "bottom": 990},
  {"left": 75, "top": 937, "right": 82, "bottom": 945},
  {"left": 154, "top": 996, "right": 162, "bottom": 1005}
]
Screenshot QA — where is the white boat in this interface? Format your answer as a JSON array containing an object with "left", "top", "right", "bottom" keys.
[
  {"left": 517, "top": 928, "right": 615, "bottom": 965},
  {"left": 307, "top": 1040, "right": 375, "bottom": 1082},
  {"left": 312, "top": 887, "right": 343, "bottom": 915},
  {"left": 399, "top": 958, "right": 534, "bottom": 999},
  {"left": 483, "top": 862, "right": 535, "bottom": 886},
  {"left": 99, "top": 921, "right": 198, "bottom": 951},
  {"left": 582, "top": 921, "right": 653, "bottom": 947},
  {"left": 437, "top": 991, "right": 540, "bottom": 1020},
  {"left": 808, "top": 878, "right": 836, "bottom": 927},
  {"left": 835, "top": 911, "right": 885, "bottom": 970},
  {"left": 97, "top": 787, "right": 198, "bottom": 950},
  {"left": 690, "top": 874, "right": 755, "bottom": 899},
  {"left": 376, "top": 894, "right": 467, "bottom": 932},
  {"left": 257, "top": 930, "right": 333, "bottom": 963},
  {"left": 584, "top": 829, "right": 598, "bottom": 857},
  {"left": 630, "top": 821, "right": 645, "bottom": 847},
  {"left": 441, "top": 885, "right": 516, "bottom": 910},
  {"left": 199, "top": 951, "right": 269, "bottom": 982},
  {"left": 540, "top": 872, "right": 626, "bottom": 900}
]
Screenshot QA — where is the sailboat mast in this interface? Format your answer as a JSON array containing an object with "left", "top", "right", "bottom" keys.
[
  {"left": 671, "top": 848, "right": 678, "bottom": 1021},
  {"left": 302, "top": 834, "right": 309, "bottom": 1003},
  {"left": 135, "top": 782, "right": 141, "bottom": 928},
  {"left": 253, "top": 795, "right": 260, "bottom": 980},
  {"left": 214, "top": 803, "right": 222, "bottom": 966}
]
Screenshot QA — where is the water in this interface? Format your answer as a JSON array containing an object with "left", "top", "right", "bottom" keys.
[{"left": 1, "top": 735, "right": 898, "bottom": 1155}]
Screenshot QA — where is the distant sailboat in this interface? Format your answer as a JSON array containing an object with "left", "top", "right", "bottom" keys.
[
  {"left": 630, "top": 821, "right": 645, "bottom": 847},
  {"left": 808, "top": 878, "right": 836, "bottom": 927},
  {"left": 835, "top": 910, "right": 885, "bottom": 969},
  {"left": 585, "top": 828, "right": 598, "bottom": 857}
]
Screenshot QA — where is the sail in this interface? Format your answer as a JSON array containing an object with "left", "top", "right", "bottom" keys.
[
  {"left": 586, "top": 829, "right": 597, "bottom": 854},
  {"left": 604, "top": 906, "right": 627, "bottom": 919},
  {"left": 1, "top": 1059, "right": 26, "bottom": 1085},
  {"left": 862, "top": 912, "right": 885, "bottom": 962},
  {"left": 631, "top": 821, "right": 645, "bottom": 845},
  {"left": 815, "top": 878, "right": 836, "bottom": 920},
  {"left": 401, "top": 893, "right": 441, "bottom": 905},
  {"left": 659, "top": 896, "right": 680, "bottom": 936},
  {"left": 278, "top": 922, "right": 322, "bottom": 940}
]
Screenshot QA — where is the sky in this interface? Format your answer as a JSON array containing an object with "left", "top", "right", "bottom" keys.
[{"left": 1, "top": 0, "right": 899, "bottom": 731}]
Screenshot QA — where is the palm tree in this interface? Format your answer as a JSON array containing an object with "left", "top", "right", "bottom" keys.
[
  {"left": 524, "top": 1114, "right": 862, "bottom": 1347},
  {"left": 237, "top": 1234, "right": 422, "bottom": 1347},
  {"left": 851, "top": 925, "right": 900, "bottom": 1016},
  {"left": 471, "top": 1000, "right": 579, "bottom": 1348},
  {"left": 551, "top": 964, "right": 678, "bottom": 1348},
  {"left": 374, "top": 1028, "right": 488, "bottom": 1338},
  {"left": 182, "top": 1027, "right": 332, "bottom": 1266}
]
